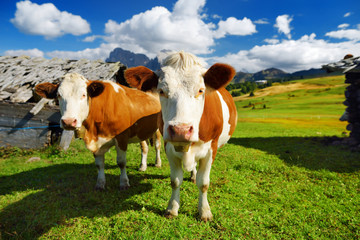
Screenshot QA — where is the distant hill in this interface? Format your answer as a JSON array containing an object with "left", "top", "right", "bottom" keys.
[
  {"left": 232, "top": 67, "right": 343, "bottom": 83},
  {"left": 106, "top": 48, "right": 160, "bottom": 71},
  {"left": 233, "top": 68, "right": 288, "bottom": 83}
]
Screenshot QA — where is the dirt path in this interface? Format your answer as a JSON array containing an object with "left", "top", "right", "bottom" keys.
[{"left": 233, "top": 82, "right": 341, "bottom": 101}]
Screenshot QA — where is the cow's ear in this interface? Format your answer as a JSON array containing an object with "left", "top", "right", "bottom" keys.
[
  {"left": 204, "top": 63, "right": 236, "bottom": 90},
  {"left": 87, "top": 81, "right": 105, "bottom": 98},
  {"left": 35, "top": 82, "right": 59, "bottom": 99},
  {"left": 125, "top": 66, "right": 158, "bottom": 92}
]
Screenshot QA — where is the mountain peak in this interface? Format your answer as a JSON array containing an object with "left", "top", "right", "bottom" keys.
[{"left": 106, "top": 47, "right": 160, "bottom": 71}]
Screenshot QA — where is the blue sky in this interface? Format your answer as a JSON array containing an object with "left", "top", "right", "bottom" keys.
[{"left": 0, "top": 0, "right": 359, "bottom": 73}]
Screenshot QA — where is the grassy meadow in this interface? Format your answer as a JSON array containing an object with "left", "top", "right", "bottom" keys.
[{"left": 1, "top": 75, "right": 359, "bottom": 239}]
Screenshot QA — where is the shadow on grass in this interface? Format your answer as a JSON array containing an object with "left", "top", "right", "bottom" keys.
[
  {"left": 229, "top": 136, "right": 360, "bottom": 173},
  {"left": 0, "top": 163, "right": 166, "bottom": 239}
]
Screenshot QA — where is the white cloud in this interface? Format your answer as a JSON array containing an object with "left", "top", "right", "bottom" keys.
[
  {"left": 212, "top": 14, "right": 221, "bottom": 19},
  {"left": 264, "top": 39, "right": 280, "bottom": 44},
  {"left": 338, "top": 23, "right": 349, "bottom": 29},
  {"left": 214, "top": 17, "right": 257, "bottom": 38},
  {"left": 344, "top": 12, "right": 351, "bottom": 17},
  {"left": 82, "top": 35, "right": 102, "bottom": 42},
  {"left": 10, "top": 0, "right": 90, "bottom": 39},
  {"left": 5, "top": 48, "right": 44, "bottom": 58},
  {"left": 210, "top": 33, "right": 360, "bottom": 73},
  {"left": 325, "top": 28, "right": 360, "bottom": 41},
  {"left": 274, "top": 14, "right": 293, "bottom": 39},
  {"left": 254, "top": 18, "right": 269, "bottom": 24},
  {"left": 100, "top": 3, "right": 215, "bottom": 58},
  {"left": 63, "top": 0, "right": 256, "bottom": 60},
  {"left": 46, "top": 43, "right": 118, "bottom": 60}
]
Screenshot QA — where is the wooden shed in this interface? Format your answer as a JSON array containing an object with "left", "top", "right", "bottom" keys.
[{"left": 0, "top": 55, "right": 126, "bottom": 149}]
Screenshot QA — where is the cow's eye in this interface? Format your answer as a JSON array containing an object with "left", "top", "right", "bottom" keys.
[
  {"left": 82, "top": 94, "right": 86, "bottom": 99},
  {"left": 159, "top": 89, "right": 168, "bottom": 98},
  {"left": 196, "top": 88, "right": 205, "bottom": 98}
]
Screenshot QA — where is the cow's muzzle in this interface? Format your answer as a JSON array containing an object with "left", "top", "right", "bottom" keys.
[
  {"left": 168, "top": 123, "right": 194, "bottom": 142},
  {"left": 61, "top": 118, "right": 77, "bottom": 130}
]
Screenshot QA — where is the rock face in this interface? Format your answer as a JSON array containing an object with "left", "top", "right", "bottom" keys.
[
  {"left": 0, "top": 55, "right": 126, "bottom": 103},
  {"left": 106, "top": 47, "right": 160, "bottom": 70}
]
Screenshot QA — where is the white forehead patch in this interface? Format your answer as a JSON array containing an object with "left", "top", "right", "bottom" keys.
[
  {"left": 59, "top": 72, "right": 88, "bottom": 96},
  {"left": 159, "top": 51, "right": 207, "bottom": 92},
  {"left": 105, "top": 80, "right": 123, "bottom": 93}
]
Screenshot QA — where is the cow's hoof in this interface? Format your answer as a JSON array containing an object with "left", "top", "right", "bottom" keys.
[
  {"left": 164, "top": 210, "right": 177, "bottom": 219},
  {"left": 200, "top": 211, "right": 213, "bottom": 222},
  {"left": 138, "top": 165, "right": 147, "bottom": 172},
  {"left": 95, "top": 185, "right": 105, "bottom": 191},
  {"left": 155, "top": 163, "right": 161, "bottom": 168},
  {"left": 119, "top": 185, "right": 130, "bottom": 191},
  {"left": 190, "top": 177, "right": 196, "bottom": 184}
]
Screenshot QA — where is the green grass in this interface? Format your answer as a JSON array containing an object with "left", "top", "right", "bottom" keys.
[{"left": 1, "top": 76, "right": 360, "bottom": 239}]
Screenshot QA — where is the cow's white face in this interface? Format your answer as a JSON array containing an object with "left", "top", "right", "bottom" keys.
[
  {"left": 158, "top": 65, "right": 206, "bottom": 144},
  {"left": 57, "top": 73, "right": 90, "bottom": 130},
  {"left": 124, "top": 51, "right": 236, "bottom": 148}
]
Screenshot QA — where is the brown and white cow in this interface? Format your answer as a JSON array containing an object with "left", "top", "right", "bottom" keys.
[
  {"left": 125, "top": 51, "right": 237, "bottom": 221},
  {"left": 35, "top": 73, "right": 161, "bottom": 190}
]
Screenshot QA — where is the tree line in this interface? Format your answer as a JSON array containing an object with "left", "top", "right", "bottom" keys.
[{"left": 226, "top": 81, "right": 272, "bottom": 97}]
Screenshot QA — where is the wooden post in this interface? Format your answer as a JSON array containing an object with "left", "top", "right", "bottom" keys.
[{"left": 59, "top": 130, "right": 74, "bottom": 151}]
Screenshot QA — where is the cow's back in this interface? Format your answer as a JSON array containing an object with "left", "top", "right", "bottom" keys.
[{"left": 83, "top": 81, "right": 161, "bottom": 149}]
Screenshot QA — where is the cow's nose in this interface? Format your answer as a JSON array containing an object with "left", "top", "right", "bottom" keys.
[
  {"left": 168, "top": 124, "right": 194, "bottom": 142},
  {"left": 61, "top": 118, "right": 77, "bottom": 128}
]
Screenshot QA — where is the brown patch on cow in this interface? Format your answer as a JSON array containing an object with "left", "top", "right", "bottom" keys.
[
  {"left": 125, "top": 66, "right": 159, "bottom": 92},
  {"left": 171, "top": 180, "right": 178, "bottom": 189},
  {"left": 204, "top": 63, "right": 236, "bottom": 90},
  {"left": 211, "top": 141, "right": 218, "bottom": 163},
  {"left": 157, "top": 112, "right": 164, "bottom": 135},
  {"left": 218, "top": 88, "right": 237, "bottom": 136},
  {"left": 198, "top": 91, "right": 223, "bottom": 143},
  {"left": 82, "top": 80, "right": 161, "bottom": 153},
  {"left": 201, "top": 184, "right": 209, "bottom": 193},
  {"left": 87, "top": 81, "right": 105, "bottom": 98},
  {"left": 198, "top": 87, "right": 237, "bottom": 163},
  {"left": 35, "top": 82, "right": 59, "bottom": 99}
]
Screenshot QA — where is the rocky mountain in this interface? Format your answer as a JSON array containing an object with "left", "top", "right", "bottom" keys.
[
  {"left": 232, "top": 67, "right": 342, "bottom": 83},
  {"left": 233, "top": 68, "right": 288, "bottom": 83},
  {"left": 253, "top": 68, "right": 288, "bottom": 80},
  {"left": 106, "top": 48, "right": 160, "bottom": 70}
]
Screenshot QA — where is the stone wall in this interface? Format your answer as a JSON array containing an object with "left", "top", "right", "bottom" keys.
[{"left": 344, "top": 72, "right": 360, "bottom": 145}]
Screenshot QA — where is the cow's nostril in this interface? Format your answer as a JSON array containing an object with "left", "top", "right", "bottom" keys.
[
  {"left": 168, "top": 125, "right": 176, "bottom": 137},
  {"left": 188, "top": 126, "right": 193, "bottom": 134}
]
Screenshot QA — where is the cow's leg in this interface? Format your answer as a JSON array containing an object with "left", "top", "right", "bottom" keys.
[
  {"left": 154, "top": 130, "right": 162, "bottom": 168},
  {"left": 94, "top": 154, "right": 106, "bottom": 190},
  {"left": 190, "top": 166, "right": 197, "bottom": 184},
  {"left": 138, "top": 140, "right": 149, "bottom": 171},
  {"left": 115, "top": 145, "right": 130, "bottom": 190},
  {"left": 165, "top": 148, "right": 183, "bottom": 218},
  {"left": 196, "top": 153, "right": 213, "bottom": 222}
]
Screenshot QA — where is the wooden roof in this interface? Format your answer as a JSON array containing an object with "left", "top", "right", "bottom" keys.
[
  {"left": 322, "top": 55, "right": 360, "bottom": 73},
  {"left": 0, "top": 55, "right": 126, "bottom": 103}
]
